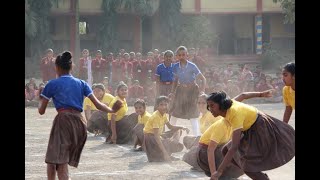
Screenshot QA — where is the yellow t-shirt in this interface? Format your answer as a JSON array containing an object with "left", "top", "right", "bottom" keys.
[
  {"left": 83, "top": 93, "right": 114, "bottom": 110},
  {"left": 143, "top": 110, "right": 169, "bottom": 135},
  {"left": 225, "top": 100, "right": 258, "bottom": 131},
  {"left": 200, "top": 111, "right": 222, "bottom": 134},
  {"left": 283, "top": 86, "right": 295, "bottom": 109},
  {"left": 107, "top": 96, "right": 128, "bottom": 121},
  {"left": 138, "top": 111, "right": 152, "bottom": 125},
  {"left": 199, "top": 119, "right": 232, "bottom": 145}
]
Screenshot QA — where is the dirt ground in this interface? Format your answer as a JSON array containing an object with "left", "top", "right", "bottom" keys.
[{"left": 25, "top": 103, "right": 295, "bottom": 180}]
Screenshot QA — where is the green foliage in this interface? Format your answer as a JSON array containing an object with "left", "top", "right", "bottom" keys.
[
  {"left": 25, "top": 10, "right": 37, "bottom": 38},
  {"left": 261, "top": 42, "right": 294, "bottom": 70},
  {"left": 176, "top": 15, "right": 215, "bottom": 49},
  {"left": 27, "top": 0, "right": 54, "bottom": 59},
  {"left": 273, "top": 0, "right": 295, "bottom": 24},
  {"left": 98, "top": 0, "right": 159, "bottom": 52},
  {"left": 158, "top": 0, "right": 182, "bottom": 49}
]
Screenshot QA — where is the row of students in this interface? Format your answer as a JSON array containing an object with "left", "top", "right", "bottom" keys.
[{"left": 37, "top": 49, "right": 294, "bottom": 179}]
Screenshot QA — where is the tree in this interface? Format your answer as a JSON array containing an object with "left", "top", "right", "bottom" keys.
[
  {"left": 273, "top": 0, "right": 295, "bottom": 24},
  {"left": 158, "top": 0, "right": 182, "bottom": 49},
  {"left": 98, "top": 0, "right": 160, "bottom": 52},
  {"left": 175, "top": 15, "right": 216, "bottom": 49}
]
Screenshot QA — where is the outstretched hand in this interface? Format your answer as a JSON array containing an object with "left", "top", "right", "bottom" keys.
[
  {"left": 112, "top": 100, "right": 123, "bottom": 112},
  {"left": 261, "top": 89, "right": 275, "bottom": 98}
]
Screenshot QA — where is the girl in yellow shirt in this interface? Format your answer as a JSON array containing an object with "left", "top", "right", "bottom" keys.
[
  {"left": 143, "top": 96, "right": 189, "bottom": 162},
  {"left": 182, "top": 93, "right": 222, "bottom": 150},
  {"left": 207, "top": 91, "right": 295, "bottom": 180},
  {"left": 106, "top": 83, "right": 139, "bottom": 144},
  {"left": 282, "top": 62, "right": 295, "bottom": 124},
  {"left": 84, "top": 83, "right": 114, "bottom": 135},
  {"left": 132, "top": 99, "right": 151, "bottom": 151}
]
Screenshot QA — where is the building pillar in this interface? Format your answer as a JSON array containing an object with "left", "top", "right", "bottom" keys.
[
  {"left": 255, "top": 14, "right": 263, "bottom": 54},
  {"left": 195, "top": 0, "right": 201, "bottom": 13},
  {"left": 255, "top": 0, "right": 263, "bottom": 54},
  {"left": 70, "top": 0, "right": 76, "bottom": 54},
  {"left": 133, "top": 16, "right": 142, "bottom": 52}
]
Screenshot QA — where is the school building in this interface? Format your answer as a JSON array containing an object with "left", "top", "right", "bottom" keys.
[{"left": 25, "top": 0, "right": 294, "bottom": 64}]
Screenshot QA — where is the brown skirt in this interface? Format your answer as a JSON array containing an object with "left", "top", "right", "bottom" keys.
[
  {"left": 183, "top": 135, "right": 200, "bottom": 149},
  {"left": 87, "top": 111, "right": 108, "bottom": 134},
  {"left": 182, "top": 146, "right": 202, "bottom": 170},
  {"left": 107, "top": 113, "right": 138, "bottom": 144},
  {"left": 170, "top": 84, "right": 200, "bottom": 119},
  {"left": 223, "top": 112, "right": 295, "bottom": 172},
  {"left": 158, "top": 84, "right": 173, "bottom": 97},
  {"left": 196, "top": 144, "right": 244, "bottom": 178},
  {"left": 45, "top": 111, "right": 87, "bottom": 168},
  {"left": 132, "top": 123, "right": 144, "bottom": 146},
  {"left": 144, "top": 130, "right": 184, "bottom": 162}
]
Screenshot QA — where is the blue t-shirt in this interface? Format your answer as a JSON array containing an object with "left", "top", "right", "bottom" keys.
[
  {"left": 172, "top": 61, "right": 201, "bottom": 84},
  {"left": 155, "top": 63, "right": 175, "bottom": 82},
  {"left": 41, "top": 75, "right": 93, "bottom": 112}
]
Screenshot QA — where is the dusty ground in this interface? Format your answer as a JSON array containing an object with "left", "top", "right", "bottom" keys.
[{"left": 25, "top": 103, "right": 295, "bottom": 180}]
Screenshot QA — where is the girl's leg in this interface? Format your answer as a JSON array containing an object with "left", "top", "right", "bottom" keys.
[
  {"left": 244, "top": 171, "right": 269, "bottom": 180},
  {"left": 56, "top": 164, "right": 70, "bottom": 180},
  {"left": 47, "top": 164, "right": 56, "bottom": 180},
  {"left": 190, "top": 118, "right": 201, "bottom": 136}
]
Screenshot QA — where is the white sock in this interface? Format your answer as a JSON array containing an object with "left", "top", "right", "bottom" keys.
[
  {"left": 190, "top": 118, "right": 201, "bottom": 136},
  {"left": 170, "top": 116, "right": 178, "bottom": 125}
]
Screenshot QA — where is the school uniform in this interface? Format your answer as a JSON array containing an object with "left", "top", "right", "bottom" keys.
[
  {"left": 132, "top": 60, "right": 146, "bottom": 86},
  {"left": 79, "top": 57, "right": 88, "bottom": 80},
  {"left": 132, "top": 111, "right": 152, "bottom": 147},
  {"left": 84, "top": 93, "right": 114, "bottom": 134},
  {"left": 92, "top": 58, "right": 107, "bottom": 83},
  {"left": 143, "top": 110, "right": 183, "bottom": 162},
  {"left": 283, "top": 86, "right": 295, "bottom": 109},
  {"left": 111, "top": 60, "right": 122, "bottom": 85},
  {"left": 106, "top": 96, "right": 138, "bottom": 144},
  {"left": 195, "top": 119, "right": 244, "bottom": 178},
  {"left": 221, "top": 100, "right": 295, "bottom": 172},
  {"left": 183, "top": 111, "right": 221, "bottom": 149},
  {"left": 155, "top": 63, "right": 174, "bottom": 96},
  {"left": 40, "top": 74, "right": 92, "bottom": 168},
  {"left": 170, "top": 61, "right": 201, "bottom": 119}
]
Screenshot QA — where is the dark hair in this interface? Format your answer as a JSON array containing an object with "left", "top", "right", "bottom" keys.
[
  {"left": 93, "top": 83, "right": 106, "bottom": 92},
  {"left": 116, "top": 82, "right": 128, "bottom": 92},
  {"left": 154, "top": 96, "right": 170, "bottom": 111},
  {"left": 283, "top": 62, "right": 295, "bottom": 76},
  {"left": 164, "top": 50, "right": 174, "bottom": 57},
  {"left": 134, "top": 99, "right": 146, "bottom": 108},
  {"left": 55, "top": 51, "right": 72, "bottom": 71},
  {"left": 206, "top": 91, "right": 233, "bottom": 111},
  {"left": 175, "top": 46, "right": 188, "bottom": 54}
]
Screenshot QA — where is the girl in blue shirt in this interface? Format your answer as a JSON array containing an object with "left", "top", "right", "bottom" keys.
[{"left": 38, "top": 51, "right": 122, "bottom": 180}]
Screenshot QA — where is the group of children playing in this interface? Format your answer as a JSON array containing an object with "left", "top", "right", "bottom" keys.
[{"left": 37, "top": 46, "right": 295, "bottom": 180}]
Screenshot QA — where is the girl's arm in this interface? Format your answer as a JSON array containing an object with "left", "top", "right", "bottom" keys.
[
  {"left": 196, "top": 73, "right": 207, "bottom": 93},
  {"left": 38, "top": 97, "right": 49, "bottom": 115},
  {"left": 88, "top": 94, "right": 122, "bottom": 113},
  {"left": 208, "top": 141, "right": 218, "bottom": 176},
  {"left": 213, "top": 129, "right": 242, "bottom": 179},
  {"left": 283, "top": 106, "right": 293, "bottom": 123},
  {"left": 233, "top": 89, "right": 274, "bottom": 102},
  {"left": 84, "top": 106, "right": 92, "bottom": 122},
  {"left": 110, "top": 114, "right": 117, "bottom": 144},
  {"left": 166, "top": 122, "right": 189, "bottom": 134},
  {"left": 153, "top": 128, "right": 171, "bottom": 161}
]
